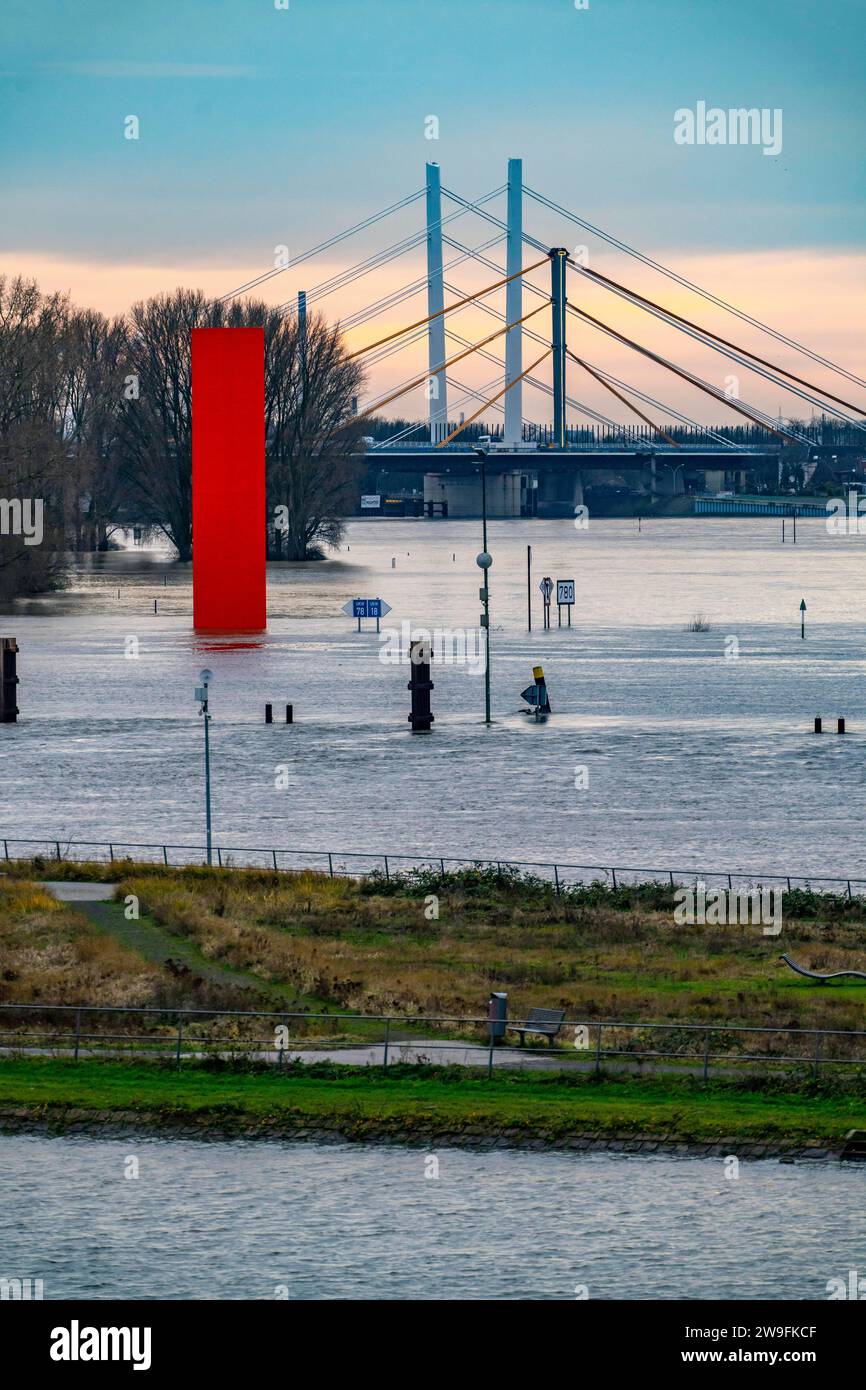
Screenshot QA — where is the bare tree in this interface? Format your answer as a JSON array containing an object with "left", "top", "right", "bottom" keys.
[
  {"left": 263, "top": 307, "right": 365, "bottom": 560},
  {"left": 118, "top": 289, "right": 365, "bottom": 562},
  {"left": 60, "top": 308, "right": 130, "bottom": 551},
  {"left": 0, "top": 277, "right": 68, "bottom": 599}
]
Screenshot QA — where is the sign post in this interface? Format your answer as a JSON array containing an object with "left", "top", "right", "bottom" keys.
[
  {"left": 539, "top": 576, "right": 553, "bottom": 630},
  {"left": 342, "top": 598, "right": 392, "bottom": 633},
  {"left": 800, "top": 598, "right": 806, "bottom": 640},
  {"left": 556, "top": 578, "right": 575, "bottom": 627}
]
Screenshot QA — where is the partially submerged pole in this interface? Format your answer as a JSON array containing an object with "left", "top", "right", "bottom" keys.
[{"left": 0, "top": 638, "right": 18, "bottom": 723}]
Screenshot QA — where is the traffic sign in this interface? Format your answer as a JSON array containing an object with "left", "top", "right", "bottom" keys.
[
  {"left": 342, "top": 597, "right": 392, "bottom": 630},
  {"left": 557, "top": 579, "right": 575, "bottom": 606},
  {"left": 539, "top": 577, "right": 553, "bottom": 601},
  {"left": 341, "top": 598, "right": 392, "bottom": 619}
]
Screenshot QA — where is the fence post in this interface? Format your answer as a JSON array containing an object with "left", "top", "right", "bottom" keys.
[
  {"left": 55, "top": 841, "right": 61, "bottom": 861},
  {"left": 702, "top": 1029, "right": 711, "bottom": 1083},
  {"left": 328, "top": 853, "right": 334, "bottom": 878},
  {"left": 176, "top": 1016, "right": 183, "bottom": 1069},
  {"left": 554, "top": 864, "right": 560, "bottom": 895},
  {"left": 595, "top": 1023, "right": 603, "bottom": 1074},
  {"left": 384, "top": 856, "right": 390, "bottom": 881},
  {"left": 74, "top": 1008, "right": 82, "bottom": 1062},
  {"left": 108, "top": 844, "right": 114, "bottom": 863},
  {"left": 813, "top": 1031, "right": 822, "bottom": 1082},
  {"left": 611, "top": 867, "right": 617, "bottom": 889},
  {"left": 383, "top": 1018, "right": 390, "bottom": 1070},
  {"left": 487, "top": 1030, "right": 495, "bottom": 1080},
  {"left": 272, "top": 850, "right": 278, "bottom": 872},
  {"left": 163, "top": 846, "right": 168, "bottom": 866}
]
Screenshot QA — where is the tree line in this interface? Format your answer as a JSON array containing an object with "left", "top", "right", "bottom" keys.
[{"left": 0, "top": 276, "right": 366, "bottom": 600}]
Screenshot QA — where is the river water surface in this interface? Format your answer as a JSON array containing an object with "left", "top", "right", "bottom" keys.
[{"left": 0, "top": 1133, "right": 863, "bottom": 1300}]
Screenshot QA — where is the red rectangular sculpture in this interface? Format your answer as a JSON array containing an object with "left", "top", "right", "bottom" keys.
[{"left": 192, "top": 326, "right": 266, "bottom": 632}]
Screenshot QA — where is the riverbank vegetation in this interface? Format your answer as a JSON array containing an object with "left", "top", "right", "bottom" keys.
[
  {"left": 0, "top": 1057, "right": 861, "bottom": 1148},
  {"left": 2, "top": 862, "right": 866, "bottom": 1046}
]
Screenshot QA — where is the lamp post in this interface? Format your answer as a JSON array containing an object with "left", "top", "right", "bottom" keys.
[
  {"left": 196, "top": 668, "right": 214, "bottom": 865},
  {"left": 475, "top": 447, "right": 492, "bottom": 724}
]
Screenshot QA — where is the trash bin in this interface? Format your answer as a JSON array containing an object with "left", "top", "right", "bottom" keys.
[{"left": 488, "top": 991, "right": 508, "bottom": 1045}]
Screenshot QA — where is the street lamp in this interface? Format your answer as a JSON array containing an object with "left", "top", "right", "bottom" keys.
[
  {"left": 475, "top": 447, "right": 492, "bottom": 724},
  {"left": 195, "top": 668, "right": 214, "bottom": 865}
]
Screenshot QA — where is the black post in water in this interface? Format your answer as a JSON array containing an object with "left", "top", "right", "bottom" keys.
[
  {"left": 838, "top": 717, "right": 846, "bottom": 734},
  {"left": 527, "top": 544, "right": 532, "bottom": 631},
  {"left": 814, "top": 717, "right": 822, "bottom": 733},
  {"left": 286, "top": 704, "right": 293, "bottom": 724},
  {"left": 0, "top": 637, "right": 18, "bottom": 723},
  {"left": 265, "top": 704, "right": 273, "bottom": 724},
  {"left": 408, "top": 639, "right": 434, "bottom": 732}
]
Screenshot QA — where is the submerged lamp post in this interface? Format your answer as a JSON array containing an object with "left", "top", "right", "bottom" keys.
[
  {"left": 475, "top": 447, "right": 492, "bottom": 724},
  {"left": 195, "top": 668, "right": 214, "bottom": 865}
]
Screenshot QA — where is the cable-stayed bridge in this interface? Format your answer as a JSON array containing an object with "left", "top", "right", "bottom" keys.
[{"left": 220, "top": 160, "right": 864, "bottom": 515}]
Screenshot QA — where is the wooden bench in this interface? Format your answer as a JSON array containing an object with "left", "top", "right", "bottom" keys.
[{"left": 507, "top": 1007, "right": 567, "bottom": 1048}]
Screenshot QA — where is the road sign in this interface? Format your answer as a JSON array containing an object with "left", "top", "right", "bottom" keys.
[
  {"left": 360, "top": 495, "right": 381, "bottom": 510},
  {"left": 342, "top": 597, "right": 392, "bottom": 631},
  {"left": 557, "top": 579, "right": 575, "bottom": 606},
  {"left": 539, "top": 577, "right": 553, "bottom": 601}
]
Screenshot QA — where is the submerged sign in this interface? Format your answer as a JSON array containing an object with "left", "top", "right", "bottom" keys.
[{"left": 342, "top": 597, "right": 392, "bottom": 630}]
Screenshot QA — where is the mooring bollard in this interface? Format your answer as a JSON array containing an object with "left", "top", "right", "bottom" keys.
[
  {"left": 407, "top": 639, "right": 434, "bottom": 732},
  {"left": 0, "top": 637, "right": 19, "bottom": 723},
  {"left": 265, "top": 704, "right": 273, "bottom": 724},
  {"left": 285, "top": 704, "right": 293, "bottom": 724},
  {"left": 814, "top": 717, "right": 822, "bottom": 733}
]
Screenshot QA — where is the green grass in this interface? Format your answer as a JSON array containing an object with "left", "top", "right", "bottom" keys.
[{"left": 0, "top": 1057, "right": 863, "bottom": 1145}]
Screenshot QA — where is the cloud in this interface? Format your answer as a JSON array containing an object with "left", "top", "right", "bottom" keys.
[{"left": 37, "top": 61, "right": 261, "bottom": 79}]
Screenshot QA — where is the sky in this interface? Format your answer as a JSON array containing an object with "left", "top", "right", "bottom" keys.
[{"left": 1, "top": 0, "right": 864, "bottom": 425}]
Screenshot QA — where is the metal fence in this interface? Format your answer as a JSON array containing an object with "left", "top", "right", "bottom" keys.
[
  {"left": 1, "top": 1003, "right": 864, "bottom": 1081},
  {"left": 1, "top": 836, "right": 864, "bottom": 899}
]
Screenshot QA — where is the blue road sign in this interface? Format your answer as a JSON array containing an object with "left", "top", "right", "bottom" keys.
[{"left": 341, "top": 594, "right": 391, "bottom": 622}]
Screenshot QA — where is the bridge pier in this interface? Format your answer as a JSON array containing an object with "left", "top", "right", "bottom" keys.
[{"left": 537, "top": 467, "right": 583, "bottom": 517}]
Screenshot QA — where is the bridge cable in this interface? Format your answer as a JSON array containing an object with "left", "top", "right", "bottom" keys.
[
  {"left": 566, "top": 350, "right": 680, "bottom": 447},
  {"left": 566, "top": 301, "right": 796, "bottom": 442},
  {"left": 346, "top": 256, "right": 549, "bottom": 361},
  {"left": 351, "top": 303, "right": 549, "bottom": 420},
  {"left": 218, "top": 188, "right": 425, "bottom": 303},
  {"left": 440, "top": 257, "right": 743, "bottom": 446},
  {"left": 436, "top": 348, "right": 553, "bottom": 448},
  {"left": 277, "top": 193, "right": 506, "bottom": 315},
  {"left": 568, "top": 261, "right": 866, "bottom": 419},
  {"left": 525, "top": 185, "right": 866, "bottom": 391}
]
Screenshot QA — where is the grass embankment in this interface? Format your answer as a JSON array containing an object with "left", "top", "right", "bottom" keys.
[
  {"left": 0, "top": 1056, "right": 861, "bottom": 1148},
  {"left": 3, "top": 859, "right": 866, "bottom": 1047}
]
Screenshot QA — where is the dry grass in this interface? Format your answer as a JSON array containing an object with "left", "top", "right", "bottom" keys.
[
  {"left": 0, "top": 879, "right": 159, "bottom": 1007},
  {"left": 114, "top": 868, "right": 866, "bottom": 1036}
]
